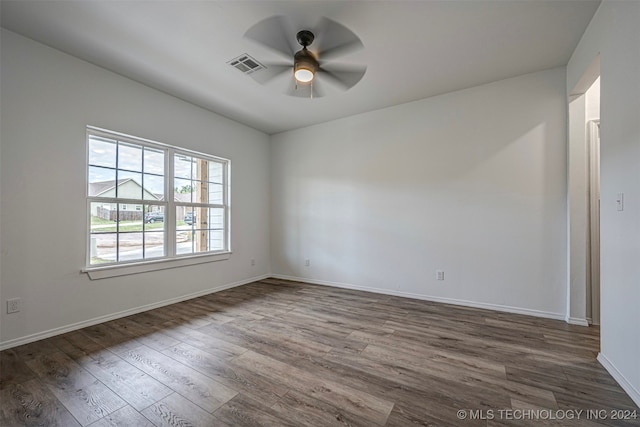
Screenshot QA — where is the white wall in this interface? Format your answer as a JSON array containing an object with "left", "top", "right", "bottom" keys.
[
  {"left": 567, "top": 0, "right": 640, "bottom": 406},
  {"left": 271, "top": 67, "right": 568, "bottom": 319},
  {"left": 0, "top": 30, "right": 271, "bottom": 347},
  {"left": 586, "top": 77, "right": 601, "bottom": 122}
]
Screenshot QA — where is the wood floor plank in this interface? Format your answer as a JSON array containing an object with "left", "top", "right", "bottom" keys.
[
  {"left": 159, "top": 321, "right": 247, "bottom": 361},
  {"left": 79, "top": 349, "right": 173, "bottom": 411},
  {"left": 272, "top": 388, "right": 385, "bottom": 427},
  {"left": 359, "top": 343, "right": 558, "bottom": 408},
  {"left": 8, "top": 337, "right": 60, "bottom": 362},
  {"left": 120, "top": 345, "right": 238, "bottom": 413},
  {"left": 270, "top": 343, "right": 509, "bottom": 416},
  {"left": 1, "top": 278, "right": 637, "bottom": 426},
  {"left": 214, "top": 317, "right": 334, "bottom": 355},
  {"left": 322, "top": 345, "right": 511, "bottom": 411},
  {"left": 140, "top": 392, "right": 223, "bottom": 427},
  {"left": 197, "top": 322, "right": 333, "bottom": 365},
  {"left": 231, "top": 350, "right": 394, "bottom": 426},
  {"left": 0, "top": 348, "right": 37, "bottom": 390},
  {"left": 24, "top": 351, "right": 127, "bottom": 426},
  {"left": 386, "top": 401, "right": 486, "bottom": 427},
  {"left": 356, "top": 330, "right": 508, "bottom": 378},
  {"left": 0, "top": 378, "right": 81, "bottom": 427},
  {"left": 161, "top": 341, "right": 287, "bottom": 406},
  {"left": 107, "top": 316, "right": 181, "bottom": 351},
  {"left": 87, "top": 405, "right": 154, "bottom": 427},
  {"left": 52, "top": 331, "right": 105, "bottom": 361},
  {"left": 81, "top": 322, "right": 142, "bottom": 356},
  {"left": 213, "top": 393, "right": 298, "bottom": 427},
  {"left": 506, "top": 365, "right": 628, "bottom": 397}
]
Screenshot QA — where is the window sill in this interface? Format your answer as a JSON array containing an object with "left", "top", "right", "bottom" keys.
[{"left": 83, "top": 252, "right": 231, "bottom": 280}]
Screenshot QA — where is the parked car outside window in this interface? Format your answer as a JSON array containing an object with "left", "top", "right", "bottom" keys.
[
  {"left": 144, "top": 212, "right": 164, "bottom": 223},
  {"left": 185, "top": 211, "right": 196, "bottom": 225}
]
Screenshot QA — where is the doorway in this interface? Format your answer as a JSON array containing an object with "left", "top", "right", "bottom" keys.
[
  {"left": 587, "top": 119, "right": 600, "bottom": 325},
  {"left": 567, "top": 58, "right": 599, "bottom": 328}
]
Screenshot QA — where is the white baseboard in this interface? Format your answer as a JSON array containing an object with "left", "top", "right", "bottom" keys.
[
  {"left": 598, "top": 353, "right": 640, "bottom": 407},
  {"left": 0, "top": 274, "right": 270, "bottom": 351},
  {"left": 566, "top": 316, "right": 590, "bottom": 326},
  {"left": 270, "top": 274, "right": 566, "bottom": 321}
]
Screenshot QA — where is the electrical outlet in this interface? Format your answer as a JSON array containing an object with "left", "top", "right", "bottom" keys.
[
  {"left": 7, "top": 298, "right": 21, "bottom": 314},
  {"left": 617, "top": 193, "right": 624, "bottom": 211},
  {"left": 436, "top": 270, "right": 445, "bottom": 281},
  {"left": 305, "top": 259, "right": 310, "bottom": 267},
  {"left": 251, "top": 258, "right": 255, "bottom": 266}
]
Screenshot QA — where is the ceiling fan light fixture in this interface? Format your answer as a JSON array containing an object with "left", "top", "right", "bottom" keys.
[
  {"left": 293, "top": 47, "right": 318, "bottom": 84},
  {"left": 294, "top": 67, "right": 314, "bottom": 83}
]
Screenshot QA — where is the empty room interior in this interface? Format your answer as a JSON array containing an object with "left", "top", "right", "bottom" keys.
[{"left": 1, "top": 1, "right": 639, "bottom": 426}]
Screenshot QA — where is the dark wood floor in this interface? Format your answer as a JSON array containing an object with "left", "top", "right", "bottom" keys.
[{"left": 1, "top": 278, "right": 638, "bottom": 427}]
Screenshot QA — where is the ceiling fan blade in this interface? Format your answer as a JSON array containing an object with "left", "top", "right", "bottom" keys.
[
  {"left": 285, "top": 80, "right": 325, "bottom": 99},
  {"left": 310, "top": 79, "right": 326, "bottom": 98},
  {"left": 249, "top": 63, "right": 291, "bottom": 85},
  {"left": 317, "top": 65, "right": 367, "bottom": 90},
  {"left": 244, "top": 15, "right": 296, "bottom": 60},
  {"left": 314, "top": 17, "right": 364, "bottom": 61},
  {"left": 285, "top": 81, "right": 311, "bottom": 98}
]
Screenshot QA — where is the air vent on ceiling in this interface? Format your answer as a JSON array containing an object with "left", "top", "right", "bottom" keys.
[{"left": 228, "top": 54, "right": 265, "bottom": 74}]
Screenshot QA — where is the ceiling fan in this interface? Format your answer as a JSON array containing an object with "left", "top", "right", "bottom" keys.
[{"left": 244, "top": 16, "right": 367, "bottom": 98}]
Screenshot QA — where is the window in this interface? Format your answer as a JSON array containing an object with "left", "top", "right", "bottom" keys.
[{"left": 86, "top": 127, "right": 230, "bottom": 269}]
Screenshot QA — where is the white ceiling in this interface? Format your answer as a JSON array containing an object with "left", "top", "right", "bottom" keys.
[{"left": 1, "top": 1, "right": 599, "bottom": 134}]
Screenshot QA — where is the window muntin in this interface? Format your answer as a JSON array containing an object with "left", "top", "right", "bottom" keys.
[
  {"left": 86, "top": 128, "right": 229, "bottom": 268},
  {"left": 175, "top": 207, "right": 226, "bottom": 255}
]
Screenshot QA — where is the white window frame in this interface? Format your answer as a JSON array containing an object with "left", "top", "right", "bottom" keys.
[{"left": 83, "top": 126, "right": 231, "bottom": 279}]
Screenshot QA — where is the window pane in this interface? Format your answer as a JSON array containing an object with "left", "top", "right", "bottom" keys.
[
  {"left": 208, "top": 161, "right": 223, "bottom": 184},
  {"left": 118, "top": 142, "right": 142, "bottom": 172},
  {"left": 174, "top": 178, "right": 193, "bottom": 202},
  {"left": 117, "top": 171, "right": 143, "bottom": 199},
  {"left": 209, "top": 208, "right": 224, "bottom": 229},
  {"left": 143, "top": 205, "right": 165, "bottom": 226},
  {"left": 116, "top": 204, "right": 143, "bottom": 231},
  {"left": 193, "top": 158, "right": 208, "bottom": 181},
  {"left": 174, "top": 154, "right": 193, "bottom": 179},
  {"left": 208, "top": 230, "right": 225, "bottom": 251},
  {"left": 193, "top": 181, "right": 209, "bottom": 204},
  {"left": 195, "top": 206, "right": 208, "bottom": 228},
  {"left": 208, "top": 183, "right": 224, "bottom": 205},
  {"left": 90, "top": 202, "right": 117, "bottom": 232},
  {"left": 89, "top": 166, "right": 116, "bottom": 197},
  {"left": 193, "top": 229, "right": 210, "bottom": 254},
  {"left": 176, "top": 228, "right": 193, "bottom": 255},
  {"left": 143, "top": 174, "right": 164, "bottom": 200},
  {"left": 90, "top": 233, "right": 117, "bottom": 264},
  {"left": 118, "top": 232, "right": 143, "bottom": 262},
  {"left": 176, "top": 206, "right": 194, "bottom": 227},
  {"left": 89, "top": 136, "right": 117, "bottom": 168},
  {"left": 144, "top": 147, "right": 164, "bottom": 175},
  {"left": 144, "top": 231, "right": 165, "bottom": 258}
]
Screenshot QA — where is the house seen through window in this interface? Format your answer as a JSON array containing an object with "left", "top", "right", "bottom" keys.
[{"left": 87, "top": 127, "right": 229, "bottom": 267}]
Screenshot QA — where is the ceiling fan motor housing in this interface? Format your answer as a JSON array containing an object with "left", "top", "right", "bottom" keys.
[{"left": 296, "top": 30, "right": 315, "bottom": 47}]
